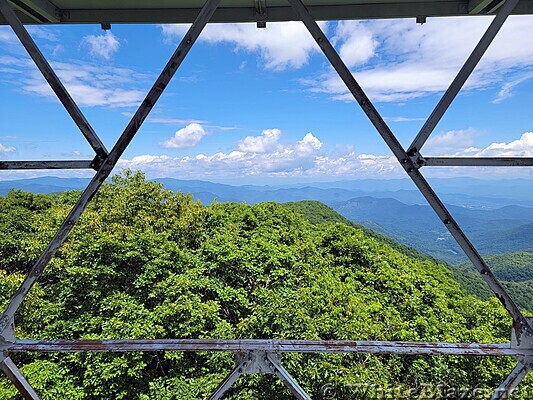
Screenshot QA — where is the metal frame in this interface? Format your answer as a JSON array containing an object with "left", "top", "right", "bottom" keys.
[
  {"left": 3, "top": 0, "right": 533, "bottom": 25},
  {"left": 0, "top": 0, "right": 532, "bottom": 398}
]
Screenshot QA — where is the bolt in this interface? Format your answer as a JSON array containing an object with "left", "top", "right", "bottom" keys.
[
  {"left": 402, "top": 158, "right": 409, "bottom": 164},
  {"left": 443, "top": 219, "right": 451, "bottom": 225},
  {"left": 317, "top": 37, "right": 323, "bottom": 43},
  {"left": 186, "top": 38, "right": 191, "bottom": 44}
]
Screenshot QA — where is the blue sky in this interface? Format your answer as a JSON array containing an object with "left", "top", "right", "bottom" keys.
[{"left": 0, "top": 16, "right": 532, "bottom": 183}]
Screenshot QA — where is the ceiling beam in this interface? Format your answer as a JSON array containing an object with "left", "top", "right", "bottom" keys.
[
  {"left": 487, "top": 0, "right": 506, "bottom": 13},
  {"left": 468, "top": 0, "right": 494, "bottom": 13},
  {"left": 8, "top": 0, "right": 59, "bottom": 23},
  {"left": 2, "top": 1, "right": 533, "bottom": 24}
]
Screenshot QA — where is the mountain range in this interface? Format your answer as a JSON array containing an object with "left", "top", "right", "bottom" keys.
[{"left": 2, "top": 175, "right": 533, "bottom": 264}]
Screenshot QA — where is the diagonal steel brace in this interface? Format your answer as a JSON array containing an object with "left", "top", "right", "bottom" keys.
[
  {"left": 287, "top": 0, "right": 532, "bottom": 339},
  {"left": 0, "top": 0, "right": 108, "bottom": 162},
  {"left": 0, "top": 354, "right": 41, "bottom": 400},
  {"left": 490, "top": 362, "right": 530, "bottom": 400},
  {"left": 0, "top": 5, "right": 223, "bottom": 399},
  {"left": 208, "top": 351, "right": 312, "bottom": 400},
  {"left": 408, "top": 0, "right": 520, "bottom": 154}
]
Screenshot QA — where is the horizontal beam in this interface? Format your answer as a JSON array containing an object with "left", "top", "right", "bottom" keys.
[
  {"left": 3, "top": 2, "right": 533, "bottom": 25},
  {"left": 8, "top": 339, "right": 523, "bottom": 356},
  {"left": 0, "top": 160, "right": 94, "bottom": 170},
  {"left": 422, "top": 157, "right": 533, "bottom": 167}
]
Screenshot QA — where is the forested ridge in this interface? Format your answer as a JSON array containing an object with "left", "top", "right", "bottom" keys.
[{"left": 0, "top": 171, "right": 529, "bottom": 399}]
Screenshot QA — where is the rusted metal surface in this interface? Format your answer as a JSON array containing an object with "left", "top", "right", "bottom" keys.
[
  {"left": 0, "top": 0, "right": 532, "bottom": 399},
  {"left": 0, "top": 357, "right": 41, "bottom": 400},
  {"left": 490, "top": 362, "right": 530, "bottom": 400},
  {"left": 0, "top": 160, "right": 93, "bottom": 170},
  {"left": 7, "top": 339, "right": 523, "bottom": 356}
]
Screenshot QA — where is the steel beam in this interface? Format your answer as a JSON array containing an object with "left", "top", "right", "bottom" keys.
[
  {"left": 0, "top": 160, "right": 93, "bottom": 170},
  {"left": 0, "top": 0, "right": 107, "bottom": 160},
  {"left": 208, "top": 351, "right": 312, "bottom": 400},
  {"left": 407, "top": 0, "right": 519, "bottom": 154},
  {"left": 0, "top": 0, "right": 222, "bottom": 334},
  {"left": 288, "top": 0, "right": 533, "bottom": 339},
  {"left": 490, "top": 363, "right": 529, "bottom": 400},
  {"left": 208, "top": 358, "right": 246, "bottom": 400},
  {"left": 6, "top": 339, "right": 523, "bottom": 356},
  {"left": 422, "top": 157, "right": 533, "bottom": 167},
  {"left": 268, "top": 354, "right": 312, "bottom": 400},
  {"left": 469, "top": 0, "right": 494, "bottom": 14},
  {"left": 488, "top": 0, "right": 506, "bottom": 14},
  {"left": 0, "top": 356, "right": 41, "bottom": 400},
  {"left": 2, "top": 2, "right": 533, "bottom": 25},
  {"left": 8, "top": 0, "right": 59, "bottom": 23}
]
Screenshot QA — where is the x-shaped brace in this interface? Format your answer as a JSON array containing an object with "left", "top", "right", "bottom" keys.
[
  {"left": 287, "top": 0, "right": 533, "bottom": 396},
  {"left": 0, "top": 0, "right": 222, "bottom": 397},
  {"left": 0, "top": 0, "right": 532, "bottom": 398},
  {"left": 209, "top": 351, "right": 312, "bottom": 400}
]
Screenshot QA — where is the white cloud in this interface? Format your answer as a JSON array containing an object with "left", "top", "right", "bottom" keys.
[
  {"left": 385, "top": 116, "right": 426, "bottom": 123},
  {"left": 0, "top": 143, "right": 15, "bottom": 154},
  {"left": 305, "top": 16, "right": 533, "bottom": 102},
  {"left": 424, "top": 131, "right": 533, "bottom": 159},
  {"left": 82, "top": 31, "right": 121, "bottom": 60},
  {"left": 0, "top": 27, "right": 16, "bottom": 44},
  {"left": 161, "top": 22, "right": 326, "bottom": 70},
  {"left": 334, "top": 21, "right": 378, "bottom": 68},
  {"left": 492, "top": 72, "right": 533, "bottom": 103},
  {"left": 237, "top": 128, "right": 281, "bottom": 153},
  {"left": 147, "top": 117, "right": 208, "bottom": 125},
  {"left": 117, "top": 128, "right": 404, "bottom": 179},
  {"left": 161, "top": 123, "right": 208, "bottom": 149},
  {"left": 457, "top": 132, "right": 533, "bottom": 157},
  {"left": 0, "top": 55, "right": 148, "bottom": 108},
  {"left": 424, "top": 129, "right": 477, "bottom": 156}
]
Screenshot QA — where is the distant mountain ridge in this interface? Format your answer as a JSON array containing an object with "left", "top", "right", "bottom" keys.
[{"left": 2, "top": 176, "right": 533, "bottom": 263}]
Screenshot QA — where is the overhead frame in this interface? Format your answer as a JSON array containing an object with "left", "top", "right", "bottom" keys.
[
  {"left": 2, "top": 0, "right": 533, "bottom": 24},
  {"left": 0, "top": 0, "right": 532, "bottom": 399}
]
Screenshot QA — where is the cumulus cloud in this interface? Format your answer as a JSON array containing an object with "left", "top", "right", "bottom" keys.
[
  {"left": 424, "top": 130, "right": 533, "bottom": 158},
  {"left": 161, "top": 22, "right": 326, "bottom": 70},
  {"left": 305, "top": 16, "right": 533, "bottom": 102},
  {"left": 333, "top": 21, "right": 378, "bottom": 68},
  {"left": 117, "top": 128, "right": 403, "bottom": 179},
  {"left": 424, "top": 129, "right": 477, "bottom": 156},
  {"left": 237, "top": 129, "right": 281, "bottom": 153},
  {"left": 161, "top": 123, "right": 208, "bottom": 149},
  {"left": 0, "top": 143, "right": 15, "bottom": 154},
  {"left": 458, "top": 132, "right": 533, "bottom": 157},
  {"left": 82, "top": 31, "right": 121, "bottom": 60}
]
